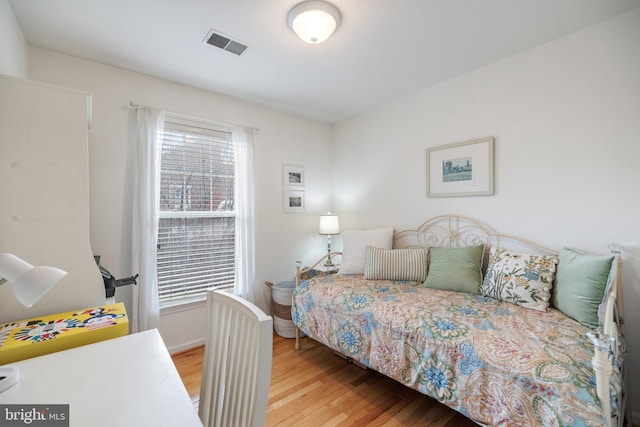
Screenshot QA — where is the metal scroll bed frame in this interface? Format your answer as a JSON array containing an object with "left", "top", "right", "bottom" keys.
[{"left": 294, "top": 214, "right": 627, "bottom": 427}]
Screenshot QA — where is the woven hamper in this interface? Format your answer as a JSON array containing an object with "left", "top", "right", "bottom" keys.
[{"left": 267, "top": 280, "right": 305, "bottom": 338}]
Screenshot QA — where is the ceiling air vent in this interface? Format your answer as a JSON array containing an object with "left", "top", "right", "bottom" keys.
[{"left": 204, "top": 29, "right": 248, "bottom": 56}]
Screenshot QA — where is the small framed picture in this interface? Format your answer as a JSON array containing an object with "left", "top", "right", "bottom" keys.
[
  {"left": 426, "top": 136, "right": 494, "bottom": 197},
  {"left": 284, "top": 190, "right": 305, "bottom": 213},
  {"left": 283, "top": 164, "right": 305, "bottom": 187}
]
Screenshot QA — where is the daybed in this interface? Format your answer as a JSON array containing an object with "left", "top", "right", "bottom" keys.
[{"left": 291, "top": 215, "right": 626, "bottom": 427}]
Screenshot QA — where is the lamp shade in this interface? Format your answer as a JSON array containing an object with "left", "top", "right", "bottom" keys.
[
  {"left": 0, "top": 253, "right": 67, "bottom": 307},
  {"left": 319, "top": 213, "right": 340, "bottom": 235},
  {"left": 288, "top": 1, "right": 341, "bottom": 44}
]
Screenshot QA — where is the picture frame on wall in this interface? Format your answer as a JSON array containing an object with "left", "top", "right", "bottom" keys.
[
  {"left": 283, "top": 164, "right": 305, "bottom": 187},
  {"left": 426, "top": 136, "right": 494, "bottom": 197},
  {"left": 284, "top": 190, "right": 305, "bottom": 213}
]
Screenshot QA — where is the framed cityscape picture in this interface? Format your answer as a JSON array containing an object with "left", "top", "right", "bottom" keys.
[{"left": 426, "top": 137, "right": 494, "bottom": 197}]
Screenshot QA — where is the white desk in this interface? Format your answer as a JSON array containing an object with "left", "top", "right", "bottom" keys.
[{"left": 0, "top": 329, "right": 203, "bottom": 426}]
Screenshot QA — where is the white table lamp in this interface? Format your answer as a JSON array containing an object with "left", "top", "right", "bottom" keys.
[{"left": 319, "top": 213, "right": 340, "bottom": 268}]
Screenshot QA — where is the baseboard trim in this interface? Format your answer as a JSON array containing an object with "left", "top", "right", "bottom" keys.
[{"left": 168, "top": 338, "right": 205, "bottom": 355}]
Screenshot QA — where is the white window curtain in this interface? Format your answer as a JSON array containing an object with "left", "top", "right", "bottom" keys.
[
  {"left": 132, "top": 106, "right": 165, "bottom": 333},
  {"left": 232, "top": 125, "right": 256, "bottom": 302}
]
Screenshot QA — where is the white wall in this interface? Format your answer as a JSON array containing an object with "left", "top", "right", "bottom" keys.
[
  {"left": 0, "top": 0, "right": 27, "bottom": 78},
  {"left": 333, "top": 9, "right": 640, "bottom": 421},
  {"left": 26, "top": 48, "right": 333, "bottom": 352}
]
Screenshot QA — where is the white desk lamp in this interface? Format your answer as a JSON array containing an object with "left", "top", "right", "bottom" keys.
[
  {"left": 0, "top": 253, "right": 68, "bottom": 393},
  {"left": 319, "top": 213, "right": 340, "bottom": 269}
]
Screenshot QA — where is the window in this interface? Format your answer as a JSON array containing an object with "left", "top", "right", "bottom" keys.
[{"left": 157, "top": 117, "right": 236, "bottom": 305}]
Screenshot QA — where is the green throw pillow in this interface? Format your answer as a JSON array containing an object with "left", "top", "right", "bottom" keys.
[
  {"left": 423, "top": 245, "right": 484, "bottom": 293},
  {"left": 552, "top": 248, "right": 614, "bottom": 329}
]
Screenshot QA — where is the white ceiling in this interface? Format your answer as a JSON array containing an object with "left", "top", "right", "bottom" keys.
[{"left": 9, "top": 0, "right": 640, "bottom": 123}]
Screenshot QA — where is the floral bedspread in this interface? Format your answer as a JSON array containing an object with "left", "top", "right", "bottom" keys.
[{"left": 291, "top": 273, "right": 616, "bottom": 427}]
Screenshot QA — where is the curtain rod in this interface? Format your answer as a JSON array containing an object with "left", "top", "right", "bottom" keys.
[{"left": 128, "top": 101, "right": 259, "bottom": 133}]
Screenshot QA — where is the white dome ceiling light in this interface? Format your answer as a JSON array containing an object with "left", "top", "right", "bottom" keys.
[{"left": 288, "top": 1, "right": 341, "bottom": 44}]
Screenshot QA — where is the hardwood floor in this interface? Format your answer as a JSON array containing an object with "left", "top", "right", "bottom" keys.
[{"left": 171, "top": 333, "right": 476, "bottom": 426}]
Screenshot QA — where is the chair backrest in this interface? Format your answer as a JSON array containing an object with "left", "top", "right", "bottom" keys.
[{"left": 199, "top": 290, "right": 273, "bottom": 427}]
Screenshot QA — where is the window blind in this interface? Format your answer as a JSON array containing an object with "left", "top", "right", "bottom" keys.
[{"left": 157, "top": 118, "right": 236, "bottom": 305}]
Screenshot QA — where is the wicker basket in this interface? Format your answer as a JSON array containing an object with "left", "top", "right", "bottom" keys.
[{"left": 265, "top": 280, "right": 305, "bottom": 338}]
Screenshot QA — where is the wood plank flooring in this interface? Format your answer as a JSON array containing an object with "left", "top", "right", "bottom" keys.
[{"left": 171, "top": 333, "right": 476, "bottom": 426}]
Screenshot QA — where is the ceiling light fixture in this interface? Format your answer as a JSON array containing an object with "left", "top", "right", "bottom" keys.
[{"left": 288, "top": 0, "right": 341, "bottom": 44}]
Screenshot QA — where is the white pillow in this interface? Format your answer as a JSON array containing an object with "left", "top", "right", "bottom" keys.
[{"left": 340, "top": 228, "right": 394, "bottom": 274}]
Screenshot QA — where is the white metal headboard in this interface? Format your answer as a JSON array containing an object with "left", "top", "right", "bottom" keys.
[{"left": 394, "top": 214, "right": 558, "bottom": 255}]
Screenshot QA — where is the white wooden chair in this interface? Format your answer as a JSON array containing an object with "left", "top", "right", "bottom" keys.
[{"left": 198, "top": 290, "right": 273, "bottom": 427}]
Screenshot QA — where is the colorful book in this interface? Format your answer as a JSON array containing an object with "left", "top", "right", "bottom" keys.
[{"left": 0, "top": 303, "right": 128, "bottom": 364}]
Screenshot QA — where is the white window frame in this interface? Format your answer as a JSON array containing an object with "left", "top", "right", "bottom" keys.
[{"left": 157, "top": 114, "right": 236, "bottom": 307}]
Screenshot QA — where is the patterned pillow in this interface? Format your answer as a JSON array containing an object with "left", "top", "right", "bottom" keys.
[
  {"left": 364, "top": 246, "right": 429, "bottom": 282},
  {"left": 480, "top": 248, "right": 558, "bottom": 311}
]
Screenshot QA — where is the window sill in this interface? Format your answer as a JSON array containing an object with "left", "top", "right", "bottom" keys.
[
  {"left": 160, "top": 298, "right": 206, "bottom": 315},
  {"left": 159, "top": 288, "right": 237, "bottom": 315}
]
